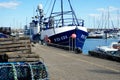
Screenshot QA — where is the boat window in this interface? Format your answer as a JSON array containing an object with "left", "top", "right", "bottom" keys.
[
  {"left": 115, "top": 50, "right": 120, "bottom": 56},
  {"left": 107, "top": 51, "right": 117, "bottom": 55}
]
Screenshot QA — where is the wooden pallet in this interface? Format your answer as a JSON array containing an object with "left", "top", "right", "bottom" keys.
[{"left": 0, "top": 37, "right": 40, "bottom": 62}]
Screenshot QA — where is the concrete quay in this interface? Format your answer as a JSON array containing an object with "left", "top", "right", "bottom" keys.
[{"left": 32, "top": 44, "right": 120, "bottom": 80}]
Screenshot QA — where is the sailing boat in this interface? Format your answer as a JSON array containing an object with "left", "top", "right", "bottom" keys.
[{"left": 31, "top": 0, "right": 88, "bottom": 52}]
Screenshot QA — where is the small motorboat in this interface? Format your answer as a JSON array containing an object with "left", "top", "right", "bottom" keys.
[{"left": 89, "top": 45, "right": 120, "bottom": 62}]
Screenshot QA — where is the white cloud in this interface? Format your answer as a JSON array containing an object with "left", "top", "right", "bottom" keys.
[
  {"left": 97, "top": 6, "right": 120, "bottom": 12},
  {"left": 97, "top": 8, "right": 106, "bottom": 12},
  {"left": 88, "top": 14, "right": 100, "bottom": 17},
  {"left": 109, "top": 6, "right": 119, "bottom": 11},
  {"left": 0, "top": 1, "right": 20, "bottom": 9}
]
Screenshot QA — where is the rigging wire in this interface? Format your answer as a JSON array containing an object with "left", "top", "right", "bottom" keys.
[
  {"left": 44, "top": 0, "right": 53, "bottom": 18},
  {"left": 68, "top": 0, "right": 80, "bottom": 26},
  {"left": 43, "top": 0, "right": 49, "bottom": 9}
]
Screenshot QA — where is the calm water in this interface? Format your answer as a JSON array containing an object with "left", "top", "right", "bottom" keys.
[{"left": 83, "top": 38, "right": 119, "bottom": 55}]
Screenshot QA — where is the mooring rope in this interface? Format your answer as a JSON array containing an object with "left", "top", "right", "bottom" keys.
[
  {"left": 28, "top": 63, "right": 34, "bottom": 80},
  {"left": 11, "top": 63, "right": 18, "bottom": 80}
]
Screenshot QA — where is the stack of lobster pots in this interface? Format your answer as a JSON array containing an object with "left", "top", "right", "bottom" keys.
[{"left": 0, "top": 37, "right": 40, "bottom": 62}]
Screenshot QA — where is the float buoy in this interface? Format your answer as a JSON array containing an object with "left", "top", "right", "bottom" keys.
[{"left": 71, "top": 33, "right": 76, "bottom": 39}]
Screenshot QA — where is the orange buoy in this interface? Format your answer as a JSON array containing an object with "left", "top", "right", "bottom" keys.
[{"left": 71, "top": 33, "right": 76, "bottom": 39}]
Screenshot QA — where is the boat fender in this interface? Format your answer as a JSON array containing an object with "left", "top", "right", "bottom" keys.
[{"left": 75, "top": 48, "right": 82, "bottom": 54}]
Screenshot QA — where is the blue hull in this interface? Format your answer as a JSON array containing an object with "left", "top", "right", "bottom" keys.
[{"left": 48, "top": 28, "right": 88, "bottom": 50}]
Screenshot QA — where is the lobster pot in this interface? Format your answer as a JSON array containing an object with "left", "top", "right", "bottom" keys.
[{"left": 0, "top": 62, "right": 49, "bottom": 80}]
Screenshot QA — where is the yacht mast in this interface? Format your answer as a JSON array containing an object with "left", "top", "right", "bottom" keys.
[{"left": 117, "top": 10, "right": 119, "bottom": 28}]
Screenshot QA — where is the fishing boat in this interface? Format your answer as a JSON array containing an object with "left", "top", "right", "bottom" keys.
[{"left": 30, "top": 0, "right": 88, "bottom": 53}]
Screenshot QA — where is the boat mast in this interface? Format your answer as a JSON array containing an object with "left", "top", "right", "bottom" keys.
[
  {"left": 48, "top": 0, "right": 83, "bottom": 27},
  {"left": 61, "top": 0, "right": 64, "bottom": 26},
  {"left": 68, "top": 0, "right": 80, "bottom": 26}
]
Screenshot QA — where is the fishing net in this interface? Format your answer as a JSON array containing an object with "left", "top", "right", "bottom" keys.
[{"left": 0, "top": 62, "right": 49, "bottom": 80}]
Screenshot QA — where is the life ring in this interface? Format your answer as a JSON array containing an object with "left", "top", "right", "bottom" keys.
[
  {"left": 44, "top": 35, "right": 51, "bottom": 43},
  {"left": 47, "top": 39, "right": 51, "bottom": 43}
]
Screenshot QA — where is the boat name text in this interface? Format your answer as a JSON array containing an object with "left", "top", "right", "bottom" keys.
[{"left": 54, "top": 35, "right": 68, "bottom": 42}]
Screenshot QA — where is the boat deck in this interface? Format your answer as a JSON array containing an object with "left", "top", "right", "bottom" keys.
[{"left": 32, "top": 44, "right": 120, "bottom": 80}]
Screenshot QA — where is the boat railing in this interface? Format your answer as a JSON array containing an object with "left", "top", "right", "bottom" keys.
[
  {"left": 53, "top": 18, "right": 84, "bottom": 27},
  {"left": 43, "top": 17, "right": 84, "bottom": 30}
]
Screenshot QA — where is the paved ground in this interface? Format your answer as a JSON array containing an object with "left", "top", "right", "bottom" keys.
[{"left": 32, "top": 44, "right": 120, "bottom": 80}]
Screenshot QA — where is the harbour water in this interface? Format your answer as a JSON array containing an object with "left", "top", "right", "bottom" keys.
[{"left": 83, "top": 38, "right": 119, "bottom": 55}]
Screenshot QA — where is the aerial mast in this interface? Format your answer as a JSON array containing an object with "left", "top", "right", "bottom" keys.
[
  {"left": 37, "top": 4, "right": 44, "bottom": 31},
  {"left": 61, "top": 0, "right": 64, "bottom": 26}
]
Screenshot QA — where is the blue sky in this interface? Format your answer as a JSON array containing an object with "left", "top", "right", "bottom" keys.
[{"left": 0, "top": 0, "right": 120, "bottom": 29}]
